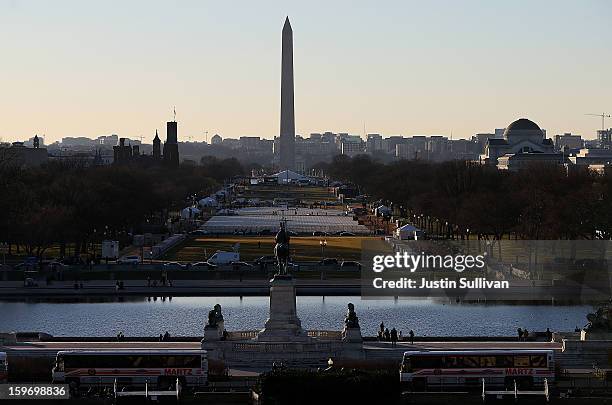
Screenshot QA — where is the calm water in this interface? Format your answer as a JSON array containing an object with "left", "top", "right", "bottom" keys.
[{"left": 0, "top": 297, "right": 590, "bottom": 337}]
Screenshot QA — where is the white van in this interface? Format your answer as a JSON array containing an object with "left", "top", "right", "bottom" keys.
[{"left": 207, "top": 251, "right": 239, "bottom": 265}]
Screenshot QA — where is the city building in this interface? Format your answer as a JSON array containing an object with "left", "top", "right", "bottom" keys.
[
  {"left": 0, "top": 139, "right": 48, "bottom": 168},
  {"left": 554, "top": 133, "right": 583, "bottom": 152},
  {"left": 481, "top": 118, "right": 556, "bottom": 166},
  {"left": 597, "top": 129, "right": 612, "bottom": 149},
  {"left": 163, "top": 121, "right": 180, "bottom": 167},
  {"left": 211, "top": 134, "right": 223, "bottom": 145},
  {"left": 366, "top": 134, "right": 383, "bottom": 153},
  {"left": 569, "top": 148, "right": 612, "bottom": 166}
]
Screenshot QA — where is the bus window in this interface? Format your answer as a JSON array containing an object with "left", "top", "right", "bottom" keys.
[
  {"left": 514, "top": 356, "right": 530, "bottom": 367},
  {"left": 480, "top": 356, "right": 496, "bottom": 367},
  {"left": 530, "top": 355, "right": 547, "bottom": 367},
  {"left": 496, "top": 356, "right": 514, "bottom": 367},
  {"left": 413, "top": 356, "right": 443, "bottom": 369},
  {"left": 400, "top": 357, "right": 412, "bottom": 372},
  {"left": 463, "top": 356, "right": 480, "bottom": 368},
  {"left": 445, "top": 356, "right": 464, "bottom": 368}
]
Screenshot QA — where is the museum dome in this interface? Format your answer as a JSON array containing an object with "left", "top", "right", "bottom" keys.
[{"left": 503, "top": 118, "right": 543, "bottom": 139}]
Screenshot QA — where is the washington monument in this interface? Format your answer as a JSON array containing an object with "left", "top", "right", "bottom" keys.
[{"left": 279, "top": 17, "right": 296, "bottom": 170}]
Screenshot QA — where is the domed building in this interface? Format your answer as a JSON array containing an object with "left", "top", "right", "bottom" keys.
[{"left": 481, "top": 118, "right": 563, "bottom": 170}]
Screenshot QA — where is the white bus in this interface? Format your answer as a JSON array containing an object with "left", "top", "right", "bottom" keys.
[
  {"left": 400, "top": 350, "right": 554, "bottom": 391},
  {"left": 52, "top": 349, "right": 207, "bottom": 389},
  {"left": 0, "top": 352, "right": 7, "bottom": 383}
]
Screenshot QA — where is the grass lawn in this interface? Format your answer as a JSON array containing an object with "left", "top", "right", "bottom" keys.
[{"left": 164, "top": 236, "right": 379, "bottom": 263}]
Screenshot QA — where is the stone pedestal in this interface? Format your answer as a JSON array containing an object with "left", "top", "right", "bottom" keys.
[
  {"left": 581, "top": 329, "right": 612, "bottom": 341},
  {"left": 203, "top": 321, "right": 225, "bottom": 341},
  {"left": 257, "top": 275, "right": 308, "bottom": 341},
  {"left": 342, "top": 327, "right": 362, "bottom": 343}
]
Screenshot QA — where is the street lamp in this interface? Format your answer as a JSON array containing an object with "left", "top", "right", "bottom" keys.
[{"left": 319, "top": 239, "right": 327, "bottom": 259}]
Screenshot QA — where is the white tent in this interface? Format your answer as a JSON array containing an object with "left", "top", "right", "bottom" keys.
[
  {"left": 375, "top": 205, "right": 392, "bottom": 217},
  {"left": 275, "top": 170, "right": 307, "bottom": 184},
  {"left": 198, "top": 196, "right": 218, "bottom": 208},
  {"left": 396, "top": 224, "right": 425, "bottom": 240},
  {"left": 181, "top": 206, "right": 201, "bottom": 219}
]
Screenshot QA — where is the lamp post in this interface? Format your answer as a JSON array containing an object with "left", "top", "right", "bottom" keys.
[{"left": 319, "top": 239, "right": 327, "bottom": 259}]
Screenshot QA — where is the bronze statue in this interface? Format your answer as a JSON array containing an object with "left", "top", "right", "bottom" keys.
[
  {"left": 344, "top": 302, "right": 360, "bottom": 329},
  {"left": 207, "top": 303, "right": 224, "bottom": 327},
  {"left": 585, "top": 301, "right": 611, "bottom": 332},
  {"left": 274, "top": 221, "right": 291, "bottom": 275}
]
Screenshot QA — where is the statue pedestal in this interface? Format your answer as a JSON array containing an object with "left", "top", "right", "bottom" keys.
[
  {"left": 342, "top": 327, "right": 362, "bottom": 343},
  {"left": 257, "top": 275, "right": 308, "bottom": 342},
  {"left": 203, "top": 321, "right": 225, "bottom": 341},
  {"left": 581, "top": 330, "right": 612, "bottom": 341}
]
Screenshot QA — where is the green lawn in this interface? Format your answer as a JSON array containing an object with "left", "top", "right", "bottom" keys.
[{"left": 164, "top": 236, "right": 378, "bottom": 262}]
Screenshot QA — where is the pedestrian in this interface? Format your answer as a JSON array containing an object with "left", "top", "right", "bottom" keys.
[
  {"left": 384, "top": 328, "right": 390, "bottom": 342},
  {"left": 379, "top": 321, "right": 385, "bottom": 335},
  {"left": 164, "top": 331, "right": 170, "bottom": 341},
  {"left": 523, "top": 329, "right": 529, "bottom": 340},
  {"left": 159, "top": 333, "right": 163, "bottom": 342},
  {"left": 409, "top": 329, "right": 415, "bottom": 345},
  {"left": 546, "top": 328, "right": 552, "bottom": 341},
  {"left": 517, "top": 327, "right": 523, "bottom": 341},
  {"left": 399, "top": 330, "right": 403, "bottom": 340},
  {"left": 390, "top": 328, "right": 398, "bottom": 347}
]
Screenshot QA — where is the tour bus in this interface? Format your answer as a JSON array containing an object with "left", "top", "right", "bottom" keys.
[
  {"left": 400, "top": 350, "right": 555, "bottom": 390},
  {"left": 0, "top": 352, "right": 7, "bottom": 383},
  {"left": 52, "top": 349, "right": 207, "bottom": 389}
]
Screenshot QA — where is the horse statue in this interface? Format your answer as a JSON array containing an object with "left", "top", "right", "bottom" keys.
[{"left": 274, "top": 221, "right": 291, "bottom": 275}]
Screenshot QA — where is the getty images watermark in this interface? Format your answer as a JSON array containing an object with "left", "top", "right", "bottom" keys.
[
  {"left": 361, "top": 239, "right": 612, "bottom": 301},
  {"left": 370, "top": 251, "right": 509, "bottom": 290}
]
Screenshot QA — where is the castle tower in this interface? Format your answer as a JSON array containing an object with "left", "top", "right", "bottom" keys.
[
  {"left": 163, "top": 121, "right": 179, "bottom": 168},
  {"left": 153, "top": 130, "right": 161, "bottom": 160}
]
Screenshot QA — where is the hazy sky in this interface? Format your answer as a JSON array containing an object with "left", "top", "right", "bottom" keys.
[{"left": 0, "top": 0, "right": 610, "bottom": 143}]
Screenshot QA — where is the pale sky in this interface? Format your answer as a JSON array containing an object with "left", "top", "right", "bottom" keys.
[{"left": 0, "top": 0, "right": 610, "bottom": 143}]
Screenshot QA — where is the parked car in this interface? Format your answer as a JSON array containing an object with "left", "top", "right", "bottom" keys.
[
  {"left": 340, "top": 261, "right": 362, "bottom": 270},
  {"left": 189, "top": 230, "right": 209, "bottom": 236},
  {"left": 312, "top": 231, "right": 328, "bottom": 236},
  {"left": 339, "top": 232, "right": 356, "bottom": 236},
  {"left": 191, "top": 261, "right": 217, "bottom": 270},
  {"left": 287, "top": 231, "right": 299, "bottom": 237},
  {"left": 258, "top": 229, "right": 274, "bottom": 236},
  {"left": 319, "top": 258, "right": 339, "bottom": 266},
  {"left": 117, "top": 255, "right": 140, "bottom": 265},
  {"left": 163, "top": 262, "right": 186, "bottom": 270}
]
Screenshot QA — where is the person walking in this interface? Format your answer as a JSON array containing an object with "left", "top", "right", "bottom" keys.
[
  {"left": 384, "top": 328, "right": 391, "bottom": 342},
  {"left": 390, "top": 328, "right": 398, "bottom": 347},
  {"left": 517, "top": 327, "right": 523, "bottom": 341},
  {"left": 409, "top": 329, "right": 415, "bottom": 345}
]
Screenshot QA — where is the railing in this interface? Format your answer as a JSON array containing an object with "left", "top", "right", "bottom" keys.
[
  {"left": 307, "top": 330, "right": 343, "bottom": 340},
  {"left": 481, "top": 378, "right": 549, "bottom": 402},
  {"left": 114, "top": 378, "right": 181, "bottom": 401},
  {"left": 225, "top": 330, "right": 259, "bottom": 340}
]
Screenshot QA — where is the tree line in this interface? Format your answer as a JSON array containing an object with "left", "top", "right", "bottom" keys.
[
  {"left": 321, "top": 155, "right": 612, "bottom": 240},
  {"left": 0, "top": 158, "right": 244, "bottom": 260}
]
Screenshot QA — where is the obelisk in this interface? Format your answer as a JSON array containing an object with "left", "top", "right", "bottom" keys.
[{"left": 279, "top": 17, "right": 295, "bottom": 171}]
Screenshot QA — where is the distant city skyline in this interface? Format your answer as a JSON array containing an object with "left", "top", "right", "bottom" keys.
[{"left": 0, "top": 0, "right": 610, "bottom": 143}]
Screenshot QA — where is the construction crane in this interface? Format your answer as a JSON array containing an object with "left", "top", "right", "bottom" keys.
[{"left": 586, "top": 113, "right": 611, "bottom": 132}]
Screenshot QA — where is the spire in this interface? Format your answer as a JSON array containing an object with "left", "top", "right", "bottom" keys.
[
  {"left": 154, "top": 129, "right": 160, "bottom": 140},
  {"left": 283, "top": 16, "right": 292, "bottom": 31}
]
